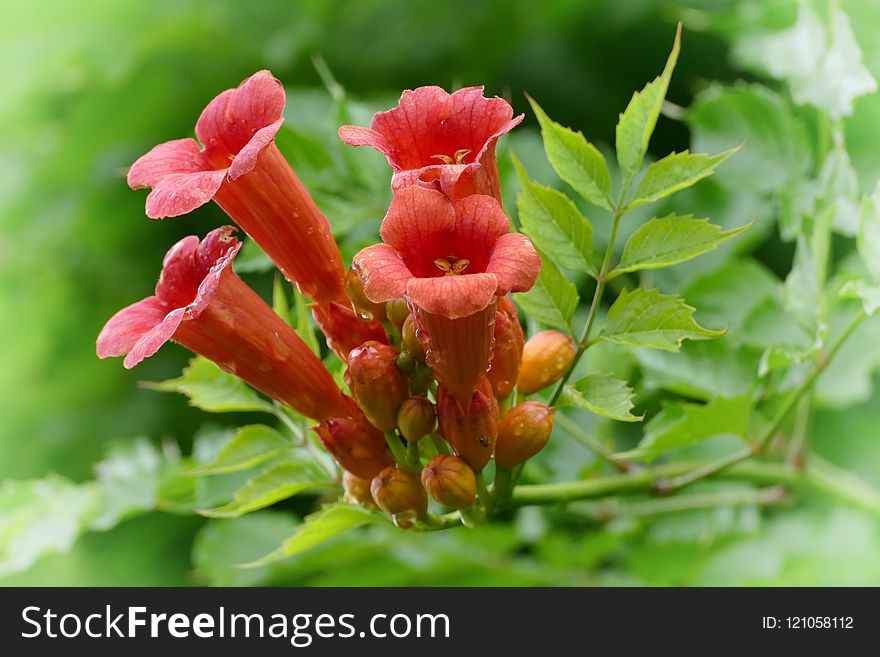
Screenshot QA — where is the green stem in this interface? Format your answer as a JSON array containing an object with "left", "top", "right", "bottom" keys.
[
  {"left": 429, "top": 434, "right": 451, "bottom": 456},
  {"left": 548, "top": 211, "right": 624, "bottom": 407},
  {"left": 572, "top": 485, "right": 787, "bottom": 522},
  {"left": 415, "top": 512, "right": 462, "bottom": 531},
  {"left": 785, "top": 395, "right": 812, "bottom": 467},
  {"left": 804, "top": 453, "right": 880, "bottom": 516},
  {"left": 509, "top": 460, "right": 797, "bottom": 506},
  {"left": 384, "top": 431, "right": 410, "bottom": 467},
  {"left": 658, "top": 309, "right": 866, "bottom": 493},
  {"left": 476, "top": 471, "right": 493, "bottom": 516},
  {"left": 555, "top": 412, "right": 634, "bottom": 472},
  {"left": 406, "top": 439, "right": 420, "bottom": 468}
]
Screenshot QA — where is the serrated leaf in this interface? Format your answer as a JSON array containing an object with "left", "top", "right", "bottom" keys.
[
  {"left": 0, "top": 474, "right": 99, "bottom": 577},
  {"left": 91, "top": 439, "right": 163, "bottom": 530},
  {"left": 527, "top": 97, "right": 612, "bottom": 209},
  {"left": 612, "top": 214, "right": 751, "bottom": 277},
  {"left": 512, "top": 154, "right": 596, "bottom": 276},
  {"left": 557, "top": 373, "right": 642, "bottom": 422},
  {"left": 190, "top": 425, "right": 292, "bottom": 476},
  {"left": 144, "top": 357, "right": 274, "bottom": 414},
  {"left": 200, "top": 463, "right": 333, "bottom": 519},
  {"left": 620, "top": 396, "right": 751, "bottom": 461},
  {"left": 241, "top": 504, "right": 390, "bottom": 568},
  {"left": 858, "top": 183, "right": 880, "bottom": 284},
  {"left": 629, "top": 149, "right": 738, "bottom": 208},
  {"left": 687, "top": 83, "right": 812, "bottom": 194},
  {"left": 616, "top": 23, "right": 681, "bottom": 186},
  {"left": 514, "top": 249, "right": 578, "bottom": 332},
  {"left": 600, "top": 287, "right": 725, "bottom": 351},
  {"left": 840, "top": 281, "right": 880, "bottom": 316},
  {"left": 735, "top": 5, "right": 876, "bottom": 119}
]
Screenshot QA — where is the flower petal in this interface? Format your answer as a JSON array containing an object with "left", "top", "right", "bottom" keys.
[
  {"left": 96, "top": 296, "right": 169, "bottom": 359},
  {"left": 188, "top": 235, "right": 242, "bottom": 319},
  {"left": 406, "top": 273, "right": 498, "bottom": 319},
  {"left": 450, "top": 194, "right": 510, "bottom": 271},
  {"left": 127, "top": 138, "right": 206, "bottom": 189},
  {"left": 352, "top": 244, "right": 413, "bottom": 303},
  {"left": 144, "top": 169, "right": 227, "bottom": 219},
  {"left": 380, "top": 186, "right": 456, "bottom": 276},
  {"left": 338, "top": 125, "right": 394, "bottom": 162},
  {"left": 123, "top": 307, "right": 186, "bottom": 369},
  {"left": 485, "top": 233, "right": 542, "bottom": 294},
  {"left": 228, "top": 118, "right": 285, "bottom": 181},
  {"left": 154, "top": 235, "right": 201, "bottom": 307},
  {"left": 195, "top": 70, "right": 285, "bottom": 158}
]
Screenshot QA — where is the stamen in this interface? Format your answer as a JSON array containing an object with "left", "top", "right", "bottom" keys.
[
  {"left": 454, "top": 148, "right": 472, "bottom": 164},
  {"left": 434, "top": 257, "right": 470, "bottom": 276},
  {"left": 431, "top": 154, "right": 455, "bottom": 165}
]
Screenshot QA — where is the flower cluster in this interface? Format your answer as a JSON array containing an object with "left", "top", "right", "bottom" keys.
[{"left": 99, "top": 72, "right": 560, "bottom": 527}]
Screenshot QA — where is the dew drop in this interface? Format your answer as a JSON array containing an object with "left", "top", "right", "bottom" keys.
[{"left": 392, "top": 512, "right": 416, "bottom": 529}]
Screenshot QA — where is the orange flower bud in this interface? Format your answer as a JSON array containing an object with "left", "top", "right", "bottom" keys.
[
  {"left": 495, "top": 401, "right": 554, "bottom": 467},
  {"left": 397, "top": 396, "right": 436, "bottom": 442},
  {"left": 342, "top": 470, "right": 376, "bottom": 508},
  {"left": 315, "top": 414, "right": 392, "bottom": 479},
  {"left": 385, "top": 298, "right": 410, "bottom": 330},
  {"left": 436, "top": 378, "right": 499, "bottom": 471},
  {"left": 371, "top": 465, "right": 428, "bottom": 528},
  {"left": 487, "top": 296, "right": 524, "bottom": 400},
  {"left": 516, "top": 330, "right": 576, "bottom": 395},
  {"left": 421, "top": 455, "right": 476, "bottom": 510},
  {"left": 347, "top": 341, "right": 409, "bottom": 431},
  {"left": 402, "top": 315, "right": 426, "bottom": 362},
  {"left": 345, "top": 268, "right": 387, "bottom": 322}
]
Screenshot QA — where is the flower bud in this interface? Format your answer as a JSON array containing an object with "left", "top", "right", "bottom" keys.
[
  {"left": 342, "top": 470, "right": 376, "bottom": 508},
  {"left": 315, "top": 414, "right": 392, "bottom": 479},
  {"left": 347, "top": 341, "right": 409, "bottom": 431},
  {"left": 437, "top": 377, "right": 499, "bottom": 471},
  {"left": 421, "top": 455, "right": 476, "bottom": 510},
  {"left": 371, "top": 465, "right": 428, "bottom": 528},
  {"left": 397, "top": 396, "right": 436, "bottom": 442},
  {"left": 385, "top": 298, "right": 410, "bottom": 331},
  {"left": 487, "top": 296, "right": 524, "bottom": 400},
  {"left": 402, "top": 315, "right": 426, "bottom": 362},
  {"left": 516, "top": 330, "right": 576, "bottom": 395},
  {"left": 345, "top": 268, "right": 387, "bottom": 322},
  {"left": 495, "top": 401, "right": 554, "bottom": 467}
]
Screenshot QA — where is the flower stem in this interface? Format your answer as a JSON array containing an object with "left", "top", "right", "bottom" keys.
[
  {"left": 554, "top": 412, "right": 635, "bottom": 472},
  {"left": 384, "top": 431, "right": 410, "bottom": 467},
  {"left": 656, "top": 309, "right": 866, "bottom": 493},
  {"left": 548, "top": 211, "right": 623, "bottom": 407},
  {"left": 476, "top": 471, "right": 493, "bottom": 516}
]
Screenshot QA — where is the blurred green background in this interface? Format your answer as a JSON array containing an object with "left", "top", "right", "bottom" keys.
[{"left": 2, "top": 0, "right": 880, "bottom": 586}]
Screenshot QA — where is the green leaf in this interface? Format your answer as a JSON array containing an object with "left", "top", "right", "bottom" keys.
[
  {"left": 200, "top": 463, "right": 333, "bottom": 519},
  {"left": 600, "top": 287, "right": 725, "bottom": 351},
  {"left": 91, "top": 439, "right": 163, "bottom": 530},
  {"left": 144, "top": 357, "right": 274, "bottom": 414},
  {"left": 734, "top": 5, "right": 876, "bottom": 120},
  {"left": 783, "top": 236, "right": 820, "bottom": 336},
  {"left": 687, "top": 83, "right": 812, "bottom": 194},
  {"left": 512, "top": 154, "right": 596, "bottom": 276},
  {"left": 858, "top": 183, "right": 880, "bottom": 284},
  {"left": 272, "top": 274, "right": 292, "bottom": 325},
  {"left": 514, "top": 249, "right": 579, "bottom": 333},
  {"left": 636, "top": 340, "right": 760, "bottom": 402},
  {"left": 629, "top": 149, "right": 738, "bottom": 208},
  {"left": 527, "top": 96, "right": 612, "bottom": 209},
  {"left": 621, "top": 396, "right": 751, "bottom": 461},
  {"left": 616, "top": 23, "right": 681, "bottom": 186},
  {"left": 190, "top": 425, "right": 292, "bottom": 476},
  {"left": 0, "top": 474, "right": 99, "bottom": 577},
  {"left": 234, "top": 239, "right": 275, "bottom": 274},
  {"left": 241, "top": 504, "right": 390, "bottom": 568},
  {"left": 557, "top": 373, "right": 642, "bottom": 422},
  {"left": 612, "top": 214, "right": 751, "bottom": 277},
  {"left": 840, "top": 281, "right": 880, "bottom": 316}
]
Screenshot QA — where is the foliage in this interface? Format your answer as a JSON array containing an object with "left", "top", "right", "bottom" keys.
[{"left": 4, "top": 0, "right": 880, "bottom": 586}]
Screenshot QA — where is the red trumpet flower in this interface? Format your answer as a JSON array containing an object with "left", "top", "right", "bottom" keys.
[
  {"left": 352, "top": 186, "right": 540, "bottom": 403},
  {"left": 127, "top": 70, "right": 346, "bottom": 304},
  {"left": 339, "top": 86, "right": 522, "bottom": 202},
  {"left": 96, "top": 227, "right": 352, "bottom": 421}
]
